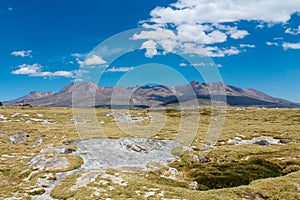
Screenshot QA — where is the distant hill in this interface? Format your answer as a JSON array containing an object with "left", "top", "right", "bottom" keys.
[{"left": 4, "top": 82, "right": 300, "bottom": 108}]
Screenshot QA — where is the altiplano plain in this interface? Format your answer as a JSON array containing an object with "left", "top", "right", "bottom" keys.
[{"left": 0, "top": 106, "right": 300, "bottom": 199}]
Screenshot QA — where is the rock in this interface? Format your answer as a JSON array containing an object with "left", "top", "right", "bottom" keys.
[
  {"left": 32, "top": 138, "right": 43, "bottom": 148},
  {"left": 126, "top": 142, "right": 149, "bottom": 152},
  {"left": 198, "top": 155, "right": 210, "bottom": 163},
  {"left": 0, "top": 102, "right": 2, "bottom": 106},
  {"left": 27, "top": 188, "right": 45, "bottom": 195},
  {"left": 168, "top": 168, "right": 179, "bottom": 176},
  {"left": 61, "top": 148, "right": 74, "bottom": 154},
  {"left": 161, "top": 167, "right": 182, "bottom": 181},
  {"left": 19, "top": 103, "right": 32, "bottom": 108},
  {"left": 72, "top": 138, "right": 180, "bottom": 169},
  {"left": 146, "top": 162, "right": 165, "bottom": 171},
  {"left": 279, "top": 139, "right": 292, "bottom": 144},
  {"left": 45, "top": 173, "right": 57, "bottom": 180},
  {"left": 242, "top": 192, "right": 268, "bottom": 199},
  {"left": 254, "top": 140, "right": 270, "bottom": 146},
  {"left": 28, "top": 155, "right": 69, "bottom": 171},
  {"left": 188, "top": 181, "right": 198, "bottom": 190},
  {"left": 229, "top": 136, "right": 280, "bottom": 146},
  {"left": 294, "top": 184, "right": 300, "bottom": 192},
  {"left": 191, "top": 154, "right": 200, "bottom": 162},
  {"left": 8, "top": 132, "right": 29, "bottom": 144},
  {"left": 40, "top": 146, "right": 74, "bottom": 154}
]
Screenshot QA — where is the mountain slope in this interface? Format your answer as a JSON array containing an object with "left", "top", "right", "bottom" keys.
[{"left": 4, "top": 81, "right": 300, "bottom": 108}]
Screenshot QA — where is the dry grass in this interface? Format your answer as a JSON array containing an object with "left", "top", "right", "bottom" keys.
[{"left": 0, "top": 106, "right": 300, "bottom": 199}]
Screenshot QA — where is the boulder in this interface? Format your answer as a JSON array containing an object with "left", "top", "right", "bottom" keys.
[
  {"left": 8, "top": 132, "right": 29, "bottom": 144},
  {"left": 126, "top": 142, "right": 149, "bottom": 153},
  {"left": 61, "top": 148, "right": 74, "bottom": 154},
  {"left": 254, "top": 140, "right": 269, "bottom": 146},
  {"left": 188, "top": 181, "right": 198, "bottom": 190},
  {"left": 279, "top": 139, "right": 292, "bottom": 144}
]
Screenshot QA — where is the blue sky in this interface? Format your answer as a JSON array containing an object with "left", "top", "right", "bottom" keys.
[{"left": 1, "top": 0, "right": 300, "bottom": 102}]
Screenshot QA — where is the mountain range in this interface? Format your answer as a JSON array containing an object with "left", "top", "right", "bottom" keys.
[{"left": 3, "top": 82, "right": 300, "bottom": 108}]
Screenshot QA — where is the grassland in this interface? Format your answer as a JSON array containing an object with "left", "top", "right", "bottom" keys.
[{"left": 0, "top": 106, "right": 300, "bottom": 199}]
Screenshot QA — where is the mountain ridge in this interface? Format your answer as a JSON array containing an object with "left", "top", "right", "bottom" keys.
[{"left": 3, "top": 82, "right": 300, "bottom": 108}]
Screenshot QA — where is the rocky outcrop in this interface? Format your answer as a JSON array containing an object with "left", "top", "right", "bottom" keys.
[{"left": 71, "top": 138, "right": 181, "bottom": 169}]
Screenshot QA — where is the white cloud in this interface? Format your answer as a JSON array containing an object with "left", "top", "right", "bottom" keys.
[
  {"left": 133, "top": 29, "right": 176, "bottom": 41},
  {"left": 205, "top": 46, "right": 240, "bottom": 57},
  {"left": 256, "top": 23, "right": 265, "bottom": 29},
  {"left": 149, "top": 0, "right": 300, "bottom": 25},
  {"left": 240, "top": 44, "right": 255, "bottom": 48},
  {"left": 285, "top": 26, "right": 300, "bottom": 35},
  {"left": 140, "top": 40, "right": 159, "bottom": 58},
  {"left": 282, "top": 42, "right": 300, "bottom": 50},
  {"left": 76, "top": 54, "right": 107, "bottom": 67},
  {"left": 12, "top": 63, "right": 40, "bottom": 75},
  {"left": 229, "top": 30, "right": 249, "bottom": 39},
  {"left": 11, "top": 64, "right": 76, "bottom": 78},
  {"left": 214, "top": 24, "right": 249, "bottom": 39},
  {"left": 106, "top": 67, "right": 134, "bottom": 73},
  {"left": 133, "top": 0, "right": 300, "bottom": 57},
  {"left": 177, "top": 24, "right": 227, "bottom": 44},
  {"left": 179, "top": 63, "right": 188, "bottom": 67},
  {"left": 71, "top": 53, "right": 87, "bottom": 58},
  {"left": 52, "top": 71, "right": 75, "bottom": 77},
  {"left": 266, "top": 42, "right": 279, "bottom": 46},
  {"left": 191, "top": 62, "right": 206, "bottom": 67},
  {"left": 11, "top": 50, "right": 32, "bottom": 57}
]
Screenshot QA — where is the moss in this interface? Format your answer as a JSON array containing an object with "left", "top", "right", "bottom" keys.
[{"left": 188, "top": 159, "right": 282, "bottom": 190}]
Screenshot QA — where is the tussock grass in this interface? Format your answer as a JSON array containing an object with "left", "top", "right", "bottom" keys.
[{"left": 0, "top": 106, "right": 300, "bottom": 199}]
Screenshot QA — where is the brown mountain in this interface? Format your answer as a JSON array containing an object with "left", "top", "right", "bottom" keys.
[
  {"left": 3, "top": 82, "right": 300, "bottom": 108},
  {"left": 4, "top": 91, "right": 55, "bottom": 106}
]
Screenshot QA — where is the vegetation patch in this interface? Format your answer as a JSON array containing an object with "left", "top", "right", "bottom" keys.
[{"left": 189, "top": 159, "right": 282, "bottom": 189}]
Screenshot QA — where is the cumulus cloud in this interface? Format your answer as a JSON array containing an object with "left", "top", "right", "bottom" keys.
[
  {"left": 11, "top": 64, "right": 76, "bottom": 78},
  {"left": 205, "top": 46, "right": 240, "bottom": 57},
  {"left": 106, "top": 67, "right": 134, "bottom": 73},
  {"left": 282, "top": 42, "right": 300, "bottom": 50},
  {"left": 11, "top": 50, "right": 32, "bottom": 57},
  {"left": 140, "top": 40, "right": 159, "bottom": 58},
  {"left": 76, "top": 54, "right": 107, "bottom": 67},
  {"left": 266, "top": 42, "right": 279, "bottom": 46},
  {"left": 229, "top": 30, "right": 249, "bottom": 39},
  {"left": 285, "top": 26, "right": 300, "bottom": 35},
  {"left": 177, "top": 24, "right": 228, "bottom": 44},
  {"left": 133, "top": 0, "right": 300, "bottom": 57},
  {"left": 149, "top": 0, "right": 300, "bottom": 25}
]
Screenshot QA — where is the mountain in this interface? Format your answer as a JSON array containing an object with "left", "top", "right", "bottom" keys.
[
  {"left": 3, "top": 82, "right": 300, "bottom": 108},
  {"left": 4, "top": 91, "right": 55, "bottom": 106}
]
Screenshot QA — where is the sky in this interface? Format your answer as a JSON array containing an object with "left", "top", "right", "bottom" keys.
[{"left": 1, "top": 0, "right": 300, "bottom": 102}]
